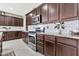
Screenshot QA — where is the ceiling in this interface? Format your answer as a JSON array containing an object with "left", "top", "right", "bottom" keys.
[{"left": 0, "top": 3, "right": 42, "bottom": 16}]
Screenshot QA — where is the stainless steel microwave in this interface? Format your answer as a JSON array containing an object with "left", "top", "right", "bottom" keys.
[{"left": 32, "top": 15, "right": 41, "bottom": 25}]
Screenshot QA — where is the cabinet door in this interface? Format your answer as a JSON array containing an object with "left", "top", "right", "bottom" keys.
[
  {"left": 37, "top": 6, "right": 41, "bottom": 15},
  {"left": 13, "top": 17, "right": 19, "bottom": 26},
  {"left": 0, "top": 15, "right": 5, "bottom": 25},
  {"left": 6, "top": 32, "right": 15, "bottom": 40},
  {"left": 48, "top": 3, "right": 59, "bottom": 23},
  {"left": 60, "top": 3, "right": 77, "bottom": 20},
  {"left": 41, "top": 4, "right": 48, "bottom": 23},
  {"left": 26, "top": 13, "right": 32, "bottom": 25},
  {"left": 18, "top": 32, "right": 22, "bottom": 38},
  {"left": 77, "top": 4, "right": 79, "bottom": 16},
  {"left": 36, "top": 34, "right": 44, "bottom": 54},
  {"left": 31, "top": 9, "right": 37, "bottom": 17},
  {"left": 44, "top": 41, "right": 55, "bottom": 56},
  {"left": 56, "top": 43, "right": 77, "bottom": 56},
  {"left": 18, "top": 18, "right": 23, "bottom": 26},
  {"left": 37, "top": 44, "right": 44, "bottom": 54},
  {"left": 5, "top": 16, "right": 13, "bottom": 26},
  {"left": 36, "top": 34, "right": 44, "bottom": 43},
  {"left": 44, "top": 35, "right": 55, "bottom": 56}
]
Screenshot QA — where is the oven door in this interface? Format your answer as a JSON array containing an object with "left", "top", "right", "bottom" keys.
[
  {"left": 28, "top": 35, "right": 36, "bottom": 51},
  {"left": 29, "top": 36, "right": 36, "bottom": 45}
]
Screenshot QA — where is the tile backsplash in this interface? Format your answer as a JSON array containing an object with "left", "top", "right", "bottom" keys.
[{"left": 28, "top": 20, "right": 79, "bottom": 35}]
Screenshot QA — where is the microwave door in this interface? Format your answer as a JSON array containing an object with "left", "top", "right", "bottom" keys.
[{"left": 32, "top": 15, "right": 40, "bottom": 24}]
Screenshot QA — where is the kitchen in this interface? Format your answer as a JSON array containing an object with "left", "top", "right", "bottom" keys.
[{"left": 0, "top": 3, "right": 79, "bottom": 56}]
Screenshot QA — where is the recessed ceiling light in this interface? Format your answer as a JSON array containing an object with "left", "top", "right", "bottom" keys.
[{"left": 9, "top": 7, "right": 14, "bottom": 10}]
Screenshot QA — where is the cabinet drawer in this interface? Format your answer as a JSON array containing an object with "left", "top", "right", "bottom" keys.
[
  {"left": 56, "top": 37, "right": 77, "bottom": 46},
  {"left": 45, "top": 35, "right": 55, "bottom": 41},
  {"left": 37, "top": 41, "right": 44, "bottom": 47},
  {"left": 37, "top": 38, "right": 44, "bottom": 43},
  {"left": 37, "top": 34, "right": 44, "bottom": 39},
  {"left": 36, "top": 34, "right": 44, "bottom": 43},
  {"left": 37, "top": 44, "right": 44, "bottom": 54}
]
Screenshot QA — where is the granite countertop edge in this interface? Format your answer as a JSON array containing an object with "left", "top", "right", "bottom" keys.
[{"left": 37, "top": 32, "right": 79, "bottom": 40}]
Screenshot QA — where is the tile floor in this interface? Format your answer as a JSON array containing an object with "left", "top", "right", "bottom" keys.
[{"left": 2, "top": 39, "right": 43, "bottom": 56}]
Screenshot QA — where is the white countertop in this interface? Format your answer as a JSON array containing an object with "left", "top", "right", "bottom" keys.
[{"left": 37, "top": 32, "right": 79, "bottom": 40}]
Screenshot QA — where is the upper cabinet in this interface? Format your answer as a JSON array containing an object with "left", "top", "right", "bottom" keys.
[
  {"left": 5, "top": 16, "right": 13, "bottom": 26},
  {"left": 0, "top": 12, "right": 23, "bottom": 26},
  {"left": 60, "top": 3, "right": 77, "bottom": 20},
  {"left": 26, "top": 3, "right": 78, "bottom": 26},
  {"left": 36, "top": 6, "right": 41, "bottom": 15},
  {"left": 0, "top": 15, "right": 5, "bottom": 25},
  {"left": 0, "top": 11, "right": 23, "bottom": 26},
  {"left": 26, "top": 13, "right": 32, "bottom": 25},
  {"left": 41, "top": 4, "right": 48, "bottom": 23},
  {"left": 31, "top": 9, "right": 37, "bottom": 17},
  {"left": 48, "top": 3, "right": 59, "bottom": 23},
  {"left": 13, "top": 17, "right": 23, "bottom": 26},
  {"left": 77, "top": 4, "right": 79, "bottom": 16}
]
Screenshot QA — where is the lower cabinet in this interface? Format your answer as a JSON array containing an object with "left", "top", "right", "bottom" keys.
[
  {"left": 36, "top": 34, "right": 78, "bottom": 56},
  {"left": 44, "top": 35, "right": 55, "bottom": 56},
  {"left": 2, "top": 31, "right": 27, "bottom": 41},
  {"left": 56, "top": 43, "right": 77, "bottom": 56},
  {"left": 44, "top": 41, "right": 55, "bottom": 56},
  {"left": 36, "top": 34, "right": 44, "bottom": 54},
  {"left": 37, "top": 44, "right": 44, "bottom": 54}
]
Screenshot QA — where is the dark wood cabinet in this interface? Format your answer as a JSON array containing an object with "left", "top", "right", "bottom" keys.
[
  {"left": 56, "top": 36, "right": 77, "bottom": 56},
  {"left": 77, "top": 4, "right": 79, "bottom": 16},
  {"left": 0, "top": 15, "right": 23, "bottom": 26},
  {"left": 36, "top": 6, "right": 41, "bottom": 15},
  {"left": 36, "top": 34, "right": 44, "bottom": 54},
  {"left": 44, "top": 41, "right": 55, "bottom": 56},
  {"left": 0, "top": 15, "right": 5, "bottom": 25},
  {"left": 41, "top": 4, "right": 48, "bottom": 23},
  {"left": 26, "top": 3, "right": 79, "bottom": 26},
  {"left": 44, "top": 35, "right": 55, "bottom": 56},
  {"left": 2, "top": 31, "right": 27, "bottom": 41},
  {"left": 18, "top": 18, "right": 23, "bottom": 26},
  {"left": 36, "top": 34, "right": 79, "bottom": 56},
  {"left": 60, "top": 3, "right": 77, "bottom": 20},
  {"left": 48, "top": 3, "right": 59, "bottom": 23},
  {"left": 77, "top": 3, "right": 79, "bottom": 16},
  {"left": 56, "top": 43, "right": 77, "bottom": 56},
  {"left": 5, "top": 16, "right": 14, "bottom": 26},
  {"left": 31, "top": 9, "right": 37, "bottom": 17},
  {"left": 2, "top": 32, "right": 15, "bottom": 41},
  {"left": 26, "top": 13, "right": 32, "bottom": 25}
]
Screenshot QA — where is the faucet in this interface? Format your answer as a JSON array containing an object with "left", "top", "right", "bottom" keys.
[
  {"left": 2, "top": 27, "right": 11, "bottom": 30},
  {"left": 54, "top": 22, "right": 65, "bottom": 34}
]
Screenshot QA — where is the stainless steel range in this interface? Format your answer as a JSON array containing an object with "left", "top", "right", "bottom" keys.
[
  {"left": 28, "top": 31, "right": 36, "bottom": 51},
  {"left": 28, "top": 27, "right": 45, "bottom": 51}
]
